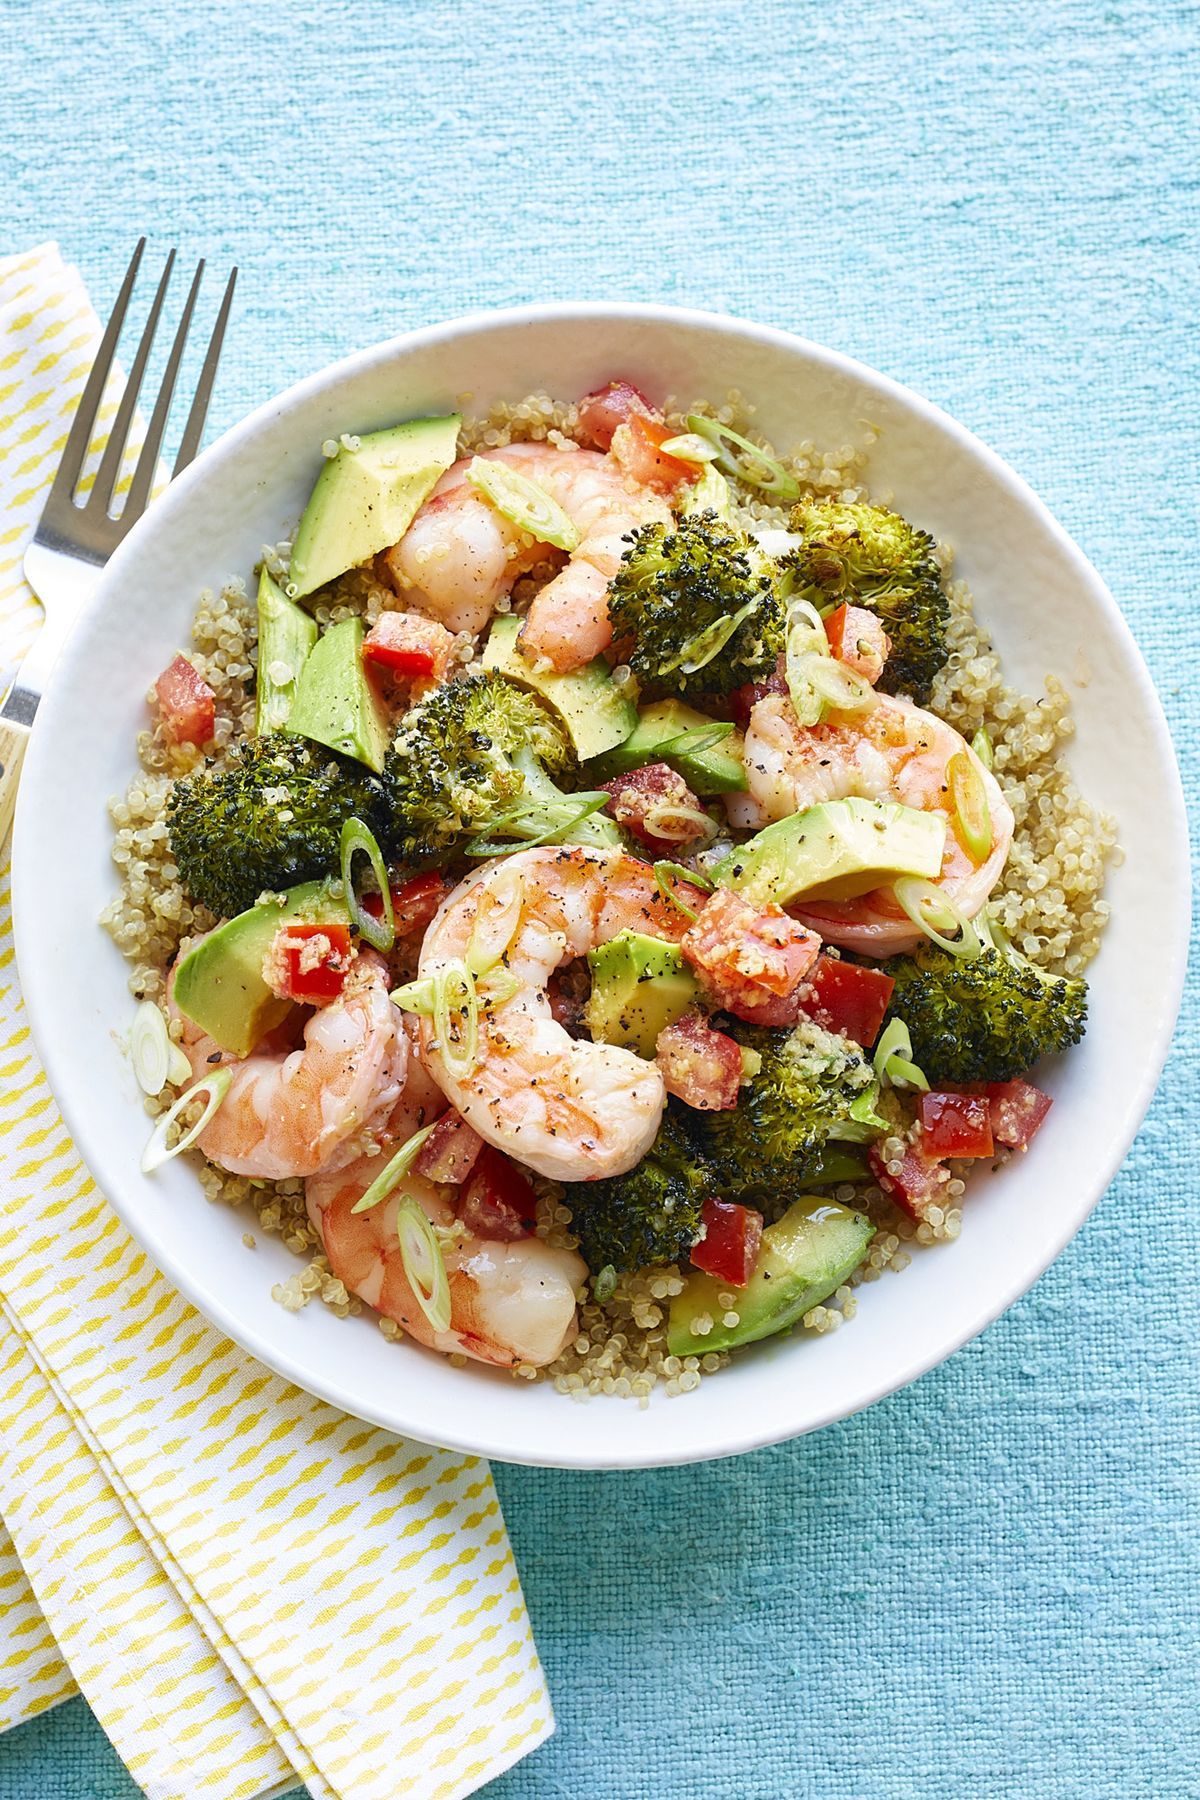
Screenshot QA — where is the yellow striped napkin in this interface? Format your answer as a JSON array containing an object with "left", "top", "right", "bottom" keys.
[{"left": 0, "top": 242, "right": 553, "bottom": 1798}]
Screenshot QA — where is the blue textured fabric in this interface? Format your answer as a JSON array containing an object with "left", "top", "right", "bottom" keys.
[{"left": 1, "top": 1, "right": 1197, "bottom": 1796}]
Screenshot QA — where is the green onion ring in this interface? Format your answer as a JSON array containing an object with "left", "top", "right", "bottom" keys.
[
  {"left": 948, "top": 750, "right": 993, "bottom": 863},
  {"left": 685, "top": 415, "right": 802, "bottom": 500},
  {"left": 395, "top": 1196, "right": 453, "bottom": 1333},
  {"left": 434, "top": 960, "right": 480, "bottom": 1078},
  {"left": 970, "top": 726, "right": 994, "bottom": 771},
  {"left": 465, "top": 792, "right": 609, "bottom": 857},
  {"left": 640, "top": 802, "right": 718, "bottom": 848},
  {"left": 390, "top": 976, "right": 438, "bottom": 1016},
  {"left": 669, "top": 598, "right": 760, "bottom": 676},
  {"left": 654, "top": 860, "right": 714, "bottom": 920},
  {"left": 658, "top": 720, "right": 736, "bottom": 757},
  {"left": 350, "top": 1122, "right": 438, "bottom": 1214},
  {"left": 141, "top": 1068, "right": 233, "bottom": 1174},
  {"left": 466, "top": 868, "right": 525, "bottom": 976},
  {"left": 340, "top": 816, "right": 394, "bottom": 953},
  {"left": 804, "top": 654, "right": 876, "bottom": 716},
  {"left": 130, "top": 1000, "right": 174, "bottom": 1097},
  {"left": 872, "top": 1017, "right": 930, "bottom": 1092},
  {"left": 466, "top": 457, "right": 581, "bottom": 552},
  {"left": 592, "top": 1264, "right": 618, "bottom": 1304},
  {"left": 893, "top": 876, "right": 982, "bottom": 960},
  {"left": 658, "top": 432, "right": 719, "bottom": 464}
]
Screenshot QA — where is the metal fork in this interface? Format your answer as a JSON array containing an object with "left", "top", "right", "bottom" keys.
[{"left": 0, "top": 239, "right": 237, "bottom": 845}]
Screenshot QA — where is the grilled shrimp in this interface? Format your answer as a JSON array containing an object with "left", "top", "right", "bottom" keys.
[
  {"left": 743, "top": 691, "right": 1014, "bottom": 956},
  {"left": 171, "top": 949, "right": 410, "bottom": 1180},
  {"left": 417, "top": 845, "right": 699, "bottom": 1182},
  {"left": 382, "top": 441, "right": 670, "bottom": 667},
  {"left": 307, "top": 1127, "right": 585, "bottom": 1368}
]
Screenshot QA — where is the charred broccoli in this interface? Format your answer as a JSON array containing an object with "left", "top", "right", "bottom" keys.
[
  {"left": 166, "top": 735, "right": 393, "bottom": 920},
  {"left": 780, "top": 500, "right": 949, "bottom": 702},
  {"left": 566, "top": 1109, "right": 713, "bottom": 1275},
  {"left": 388, "top": 671, "right": 619, "bottom": 865},
  {"left": 607, "top": 510, "right": 783, "bottom": 699},
  {"left": 883, "top": 921, "right": 1087, "bottom": 1084},
  {"left": 697, "top": 1017, "right": 887, "bottom": 1212}
]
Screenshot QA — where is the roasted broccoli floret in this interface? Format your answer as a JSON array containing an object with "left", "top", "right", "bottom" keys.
[
  {"left": 697, "top": 1017, "right": 887, "bottom": 1212},
  {"left": 883, "top": 922, "right": 1087, "bottom": 1085},
  {"left": 780, "top": 500, "right": 950, "bottom": 702},
  {"left": 607, "top": 510, "right": 783, "bottom": 699},
  {"left": 388, "top": 671, "right": 619, "bottom": 865},
  {"left": 566, "top": 1109, "right": 713, "bottom": 1275},
  {"left": 166, "top": 734, "right": 393, "bottom": 919}
]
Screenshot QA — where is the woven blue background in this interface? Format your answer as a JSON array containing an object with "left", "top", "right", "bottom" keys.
[{"left": 1, "top": 1, "right": 1197, "bottom": 1795}]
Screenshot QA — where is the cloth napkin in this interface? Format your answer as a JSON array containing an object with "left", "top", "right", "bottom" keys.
[{"left": 0, "top": 242, "right": 553, "bottom": 1799}]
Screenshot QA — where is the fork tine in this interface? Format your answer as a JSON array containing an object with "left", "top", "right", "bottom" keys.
[
  {"left": 173, "top": 265, "right": 237, "bottom": 475},
  {"left": 44, "top": 238, "right": 145, "bottom": 510},
  {"left": 88, "top": 249, "right": 175, "bottom": 517},
  {"left": 121, "top": 259, "right": 205, "bottom": 529}
]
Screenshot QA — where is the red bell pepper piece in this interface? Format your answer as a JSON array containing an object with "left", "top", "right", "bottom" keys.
[
  {"left": 610, "top": 415, "right": 696, "bottom": 495},
  {"left": 917, "top": 1090, "right": 995, "bottom": 1159},
  {"left": 802, "top": 954, "right": 895, "bottom": 1047},
  {"left": 869, "top": 1140, "right": 952, "bottom": 1223},
  {"left": 690, "top": 1198, "right": 764, "bottom": 1287},
  {"left": 273, "top": 921, "right": 354, "bottom": 1004},
  {"left": 655, "top": 1012, "right": 742, "bottom": 1111},
  {"left": 154, "top": 654, "right": 216, "bottom": 746},
  {"left": 457, "top": 1147, "right": 538, "bottom": 1242},
  {"left": 361, "top": 872, "right": 448, "bottom": 937},
  {"left": 577, "top": 378, "right": 657, "bottom": 450},
  {"left": 985, "top": 1078, "right": 1052, "bottom": 1150}
]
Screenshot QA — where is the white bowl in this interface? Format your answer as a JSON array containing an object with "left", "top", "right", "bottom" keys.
[{"left": 15, "top": 305, "right": 1188, "bottom": 1469}]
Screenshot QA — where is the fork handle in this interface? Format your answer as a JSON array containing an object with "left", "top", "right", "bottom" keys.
[{"left": 0, "top": 716, "right": 31, "bottom": 851}]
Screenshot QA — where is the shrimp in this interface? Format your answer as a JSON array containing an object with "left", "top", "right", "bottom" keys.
[
  {"left": 742, "top": 691, "right": 1014, "bottom": 957},
  {"left": 170, "top": 949, "right": 411, "bottom": 1181},
  {"left": 418, "top": 845, "right": 699, "bottom": 1182},
  {"left": 306, "top": 1120, "right": 586, "bottom": 1368},
  {"left": 382, "top": 441, "right": 671, "bottom": 667}
]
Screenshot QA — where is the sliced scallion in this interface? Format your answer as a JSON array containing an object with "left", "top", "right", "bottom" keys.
[
  {"left": 654, "top": 860, "right": 714, "bottom": 920},
  {"left": 872, "top": 1017, "right": 930, "bottom": 1092},
  {"left": 684, "top": 415, "right": 801, "bottom": 500},
  {"left": 396, "top": 1196, "right": 453, "bottom": 1333},
  {"left": 141, "top": 1068, "right": 233, "bottom": 1174},
  {"left": 970, "top": 726, "right": 994, "bottom": 771},
  {"left": 593, "top": 1264, "right": 618, "bottom": 1304},
  {"left": 340, "top": 816, "right": 394, "bottom": 952},
  {"left": 658, "top": 432, "right": 719, "bottom": 464},
  {"left": 465, "top": 791, "right": 609, "bottom": 858},
  {"left": 130, "top": 1001, "right": 175, "bottom": 1097},
  {"left": 803, "top": 653, "right": 876, "bottom": 716},
  {"left": 659, "top": 720, "right": 736, "bottom": 757},
  {"left": 466, "top": 868, "right": 525, "bottom": 976},
  {"left": 948, "top": 749, "right": 992, "bottom": 864},
  {"left": 893, "top": 876, "right": 982, "bottom": 960},
  {"left": 668, "top": 597, "right": 760, "bottom": 676},
  {"left": 683, "top": 464, "right": 734, "bottom": 520},
  {"left": 466, "top": 456, "right": 580, "bottom": 552},
  {"left": 434, "top": 959, "right": 479, "bottom": 1079},
  {"left": 350, "top": 1122, "right": 437, "bottom": 1214},
  {"left": 640, "top": 802, "right": 718, "bottom": 848},
  {"left": 390, "top": 976, "right": 438, "bottom": 1017}
]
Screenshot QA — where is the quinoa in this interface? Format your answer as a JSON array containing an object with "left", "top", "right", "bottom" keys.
[{"left": 102, "top": 390, "right": 1114, "bottom": 1402}]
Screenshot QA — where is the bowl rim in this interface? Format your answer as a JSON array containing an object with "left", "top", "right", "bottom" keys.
[{"left": 13, "top": 301, "right": 1191, "bottom": 1468}]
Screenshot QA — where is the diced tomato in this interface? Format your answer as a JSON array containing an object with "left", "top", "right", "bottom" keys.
[
  {"left": 457, "top": 1147, "right": 538, "bottom": 1241},
  {"left": 728, "top": 662, "right": 788, "bottom": 729},
  {"left": 690, "top": 1198, "right": 764, "bottom": 1287},
  {"left": 868, "top": 1140, "right": 952, "bottom": 1223},
  {"left": 801, "top": 954, "right": 895, "bottom": 1047},
  {"left": 917, "top": 1090, "right": 994, "bottom": 1159},
  {"left": 825, "top": 604, "right": 890, "bottom": 685},
  {"left": 601, "top": 762, "right": 707, "bottom": 854},
  {"left": 576, "top": 378, "right": 657, "bottom": 450},
  {"left": 985, "top": 1078, "right": 1052, "bottom": 1151},
  {"left": 362, "top": 610, "right": 455, "bottom": 682},
  {"left": 154, "top": 654, "right": 216, "bottom": 746},
  {"left": 683, "top": 887, "right": 821, "bottom": 1020},
  {"left": 656, "top": 1011, "right": 742, "bottom": 1111},
  {"left": 414, "top": 1109, "right": 485, "bottom": 1184},
  {"left": 610, "top": 416, "right": 695, "bottom": 496},
  {"left": 362, "top": 872, "right": 448, "bottom": 938},
  {"left": 270, "top": 921, "right": 354, "bottom": 1004}
]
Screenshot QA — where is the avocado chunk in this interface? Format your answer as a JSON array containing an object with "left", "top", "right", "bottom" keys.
[
  {"left": 289, "top": 415, "right": 461, "bottom": 598},
  {"left": 589, "top": 699, "right": 748, "bottom": 796},
  {"left": 481, "top": 614, "right": 636, "bottom": 760},
  {"left": 716, "top": 797, "right": 946, "bottom": 907},
  {"left": 255, "top": 568, "right": 318, "bottom": 735},
  {"left": 585, "top": 930, "right": 699, "bottom": 1059},
  {"left": 667, "top": 1195, "right": 874, "bottom": 1356},
  {"left": 173, "top": 880, "right": 347, "bottom": 1057},
  {"left": 286, "top": 617, "right": 391, "bottom": 773}
]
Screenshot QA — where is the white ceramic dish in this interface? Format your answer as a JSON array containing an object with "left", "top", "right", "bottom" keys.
[{"left": 14, "top": 305, "right": 1189, "bottom": 1469}]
